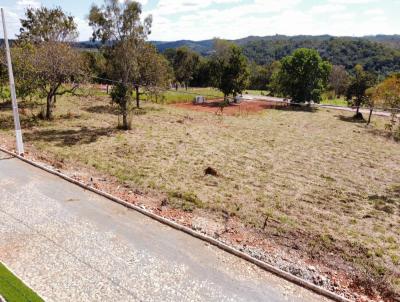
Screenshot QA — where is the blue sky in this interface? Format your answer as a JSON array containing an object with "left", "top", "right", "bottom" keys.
[{"left": 1, "top": 0, "right": 400, "bottom": 41}]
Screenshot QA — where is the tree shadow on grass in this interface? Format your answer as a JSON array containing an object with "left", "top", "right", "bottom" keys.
[
  {"left": 335, "top": 115, "right": 367, "bottom": 124},
  {"left": 84, "top": 104, "right": 120, "bottom": 116},
  {"left": 273, "top": 103, "right": 318, "bottom": 113},
  {"left": 0, "top": 100, "right": 43, "bottom": 112},
  {"left": 84, "top": 104, "right": 164, "bottom": 116},
  {"left": 0, "top": 115, "right": 41, "bottom": 131},
  {"left": 366, "top": 127, "right": 399, "bottom": 142},
  {"left": 23, "top": 126, "right": 116, "bottom": 147}
]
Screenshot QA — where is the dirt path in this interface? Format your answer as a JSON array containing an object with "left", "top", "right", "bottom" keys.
[
  {"left": 243, "top": 94, "right": 398, "bottom": 118},
  {"left": 173, "top": 99, "right": 288, "bottom": 115}
]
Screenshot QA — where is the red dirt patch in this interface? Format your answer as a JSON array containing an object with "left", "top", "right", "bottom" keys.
[{"left": 172, "top": 99, "right": 288, "bottom": 115}]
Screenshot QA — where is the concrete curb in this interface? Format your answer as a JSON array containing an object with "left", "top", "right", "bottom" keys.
[{"left": 0, "top": 146, "right": 351, "bottom": 302}]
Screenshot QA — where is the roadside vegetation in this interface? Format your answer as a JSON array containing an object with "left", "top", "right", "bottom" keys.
[
  {"left": 0, "top": 0, "right": 400, "bottom": 300},
  {"left": 0, "top": 262, "right": 43, "bottom": 302}
]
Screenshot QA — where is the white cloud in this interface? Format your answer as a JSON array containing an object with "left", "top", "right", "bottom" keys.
[
  {"left": 1, "top": 0, "right": 398, "bottom": 42},
  {"left": 16, "top": 0, "right": 41, "bottom": 9},
  {"left": 309, "top": 4, "right": 346, "bottom": 14},
  {"left": 364, "top": 8, "right": 385, "bottom": 15}
]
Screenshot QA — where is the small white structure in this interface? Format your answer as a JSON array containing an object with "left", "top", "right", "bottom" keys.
[
  {"left": 234, "top": 95, "right": 244, "bottom": 104},
  {"left": 194, "top": 96, "right": 206, "bottom": 104}
]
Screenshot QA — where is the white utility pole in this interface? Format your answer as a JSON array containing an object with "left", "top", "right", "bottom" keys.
[{"left": 1, "top": 8, "right": 24, "bottom": 155}]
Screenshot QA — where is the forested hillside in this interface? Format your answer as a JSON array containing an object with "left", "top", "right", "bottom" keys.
[
  {"left": 152, "top": 35, "right": 400, "bottom": 76},
  {"left": 243, "top": 37, "right": 400, "bottom": 76},
  {"left": 3, "top": 35, "right": 400, "bottom": 76}
]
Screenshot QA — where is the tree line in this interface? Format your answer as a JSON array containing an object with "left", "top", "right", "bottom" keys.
[{"left": 0, "top": 0, "right": 399, "bottom": 137}]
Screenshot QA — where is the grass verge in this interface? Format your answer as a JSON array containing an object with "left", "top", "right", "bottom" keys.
[{"left": 0, "top": 263, "right": 43, "bottom": 302}]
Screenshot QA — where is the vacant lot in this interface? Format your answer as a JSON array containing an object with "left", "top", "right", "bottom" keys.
[{"left": 0, "top": 94, "right": 399, "bottom": 299}]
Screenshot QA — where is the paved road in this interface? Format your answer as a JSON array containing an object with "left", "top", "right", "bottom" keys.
[
  {"left": 243, "top": 94, "right": 397, "bottom": 118},
  {"left": 0, "top": 151, "right": 331, "bottom": 302}
]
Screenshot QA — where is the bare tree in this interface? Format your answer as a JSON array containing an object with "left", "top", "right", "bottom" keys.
[{"left": 329, "top": 65, "right": 350, "bottom": 98}]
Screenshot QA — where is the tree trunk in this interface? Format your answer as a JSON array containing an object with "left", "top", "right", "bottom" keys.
[
  {"left": 121, "top": 99, "right": 129, "bottom": 130},
  {"left": 122, "top": 111, "right": 128, "bottom": 130},
  {"left": 175, "top": 83, "right": 178, "bottom": 91},
  {"left": 46, "top": 94, "right": 54, "bottom": 120},
  {"left": 135, "top": 86, "right": 140, "bottom": 108},
  {"left": 185, "top": 83, "right": 188, "bottom": 91},
  {"left": 367, "top": 108, "right": 373, "bottom": 125}
]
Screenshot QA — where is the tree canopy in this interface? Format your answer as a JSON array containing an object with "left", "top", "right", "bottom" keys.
[
  {"left": 209, "top": 40, "right": 249, "bottom": 99},
  {"left": 11, "top": 6, "right": 84, "bottom": 119},
  {"left": 346, "top": 65, "right": 376, "bottom": 118},
  {"left": 172, "top": 47, "right": 200, "bottom": 90},
  {"left": 18, "top": 7, "right": 78, "bottom": 42},
  {"left": 276, "top": 48, "right": 331, "bottom": 103},
  {"left": 89, "top": 0, "right": 155, "bottom": 129},
  {"left": 12, "top": 42, "right": 85, "bottom": 119}
]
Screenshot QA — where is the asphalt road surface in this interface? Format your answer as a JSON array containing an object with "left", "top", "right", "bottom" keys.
[{"left": 0, "top": 151, "right": 331, "bottom": 302}]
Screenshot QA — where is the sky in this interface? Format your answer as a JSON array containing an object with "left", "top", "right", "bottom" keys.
[{"left": 1, "top": 0, "right": 400, "bottom": 42}]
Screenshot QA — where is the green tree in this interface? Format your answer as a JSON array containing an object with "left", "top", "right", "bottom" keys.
[
  {"left": 82, "top": 51, "right": 107, "bottom": 81},
  {"left": 248, "top": 63, "right": 269, "bottom": 90},
  {"left": 267, "top": 61, "right": 282, "bottom": 96},
  {"left": 276, "top": 48, "right": 332, "bottom": 103},
  {"left": 346, "top": 65, "right": 376, "bottom": 119},
  {"left": 191, "top": 57, "right": 212, "bottom": 87},
  {"left": 12, "top": 42, "right": 85, "bottom": 119},
  {"left": 209, "top": 40, "right": 249, "bottom": 100},
  {"left": 13, "top": 6, "right": 84, "bottom": 119},
  {"left": 18, "top": 7, "right": 78, "bottom": 42},
  {"left": 173, "top": 47, "right": 199, "bottom": 90},
  {"left": 0, "top": 51, "right": 9, "bottom": 101},
  {"left": 133, "top": 43, "right": 172, "bottom": 108},
  {"left": 89, "top": 0, "right": 153, "bottom": 129}
]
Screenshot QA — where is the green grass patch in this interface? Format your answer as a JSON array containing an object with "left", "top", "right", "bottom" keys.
[
  {"left": 243, "top": 90, "right": 270, "bottom": 96},
  {"left": 140, "top": 87, "right": 224, "bottom": 104},
  {"left": 0, "top": 262, "right": 43, "bottom": 302},
  {"left": 321, "top": 97, "right": 348, "bottom": 106}
]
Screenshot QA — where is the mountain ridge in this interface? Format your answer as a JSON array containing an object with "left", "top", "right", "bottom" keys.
[{"left": 150, "top": 34, "right": 400, "bottom": 55}]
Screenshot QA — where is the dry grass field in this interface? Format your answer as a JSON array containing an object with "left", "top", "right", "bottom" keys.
[{"left": 0, "top": 94, "right": 399, "bottom": 299}]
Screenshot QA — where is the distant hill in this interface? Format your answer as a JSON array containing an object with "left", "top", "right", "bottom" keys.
[
  {"left": 3, "top": 34, "right": 400, "bottom": 76},
  {"left": 152, "top": 40, "right": 215, "bottom": 55},
  {"left": 149, "top": 34, "right": 400, "bottom": 54},
  {"left": 241, "top": 36, "right": 400, "bottom": 76},
  {"left": 147, "top": 35, "right": 400, "bottom": 76}
]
